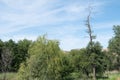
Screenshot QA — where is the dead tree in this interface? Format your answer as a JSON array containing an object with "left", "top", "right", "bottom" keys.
[
  {"left": 85, "top": 6, "right": 96, "bottom": 80},
  {"left": 1, "top": 47, "right": 12, "bottom": 80}
]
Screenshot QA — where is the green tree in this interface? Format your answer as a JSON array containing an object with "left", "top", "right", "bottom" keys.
[
  {"left": 11, "top": 39, "right": 32, "bottom": 71},
  {"left": 108, "top": 25, "right": 120, "bottom": 70},
  {"left": 85, "top": 5, "right": 97, "bottom": 80},
  {"left": 17, "top": 36, "right": 63, "bottom": 80},
  {"left": 86, "top": 42, "right": 107, "bottom": 78},
  {"left": 60, "top": 53, "right": 74, "bottom": 80},
  {"left": 69, "top": 49, "right": 91, "bottom": 79},
  {"left": 0, "top": 39, "right": 4, "bottom": 72},
  {"left": 85, "top": 5, "right": 108, "bottom": 80},
  {"left": 3, "top": 39, "right": 16, "bottom": 71}
]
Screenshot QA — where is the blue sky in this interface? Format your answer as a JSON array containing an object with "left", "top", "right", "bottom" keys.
[{"left": 0, "top": 0, "right": 119, "bottom": 51}]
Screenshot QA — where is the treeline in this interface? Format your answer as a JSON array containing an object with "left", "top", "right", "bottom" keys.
[
  {"left": 0, "top": 39, "right": 31, "bottom": 72},
  {"left": 0, "top": 25, "right": 120, "bottom": 80}
]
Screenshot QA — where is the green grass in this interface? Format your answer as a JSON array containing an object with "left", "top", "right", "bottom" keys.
[
  {"left": 98, "top": 72, "right": 120, "bottom": 80},
  {"left": 0, "top": 72, "right": 16, "bottom": 80},
  {"left": 107, "top": 73, "right": 120, "bottom": 80},
  {"left": 0, "top": 72, "right": 119, "bottom": 80}
]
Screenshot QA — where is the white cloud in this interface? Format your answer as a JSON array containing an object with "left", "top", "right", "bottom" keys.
[
  {"left": 1, "top": 34, "right": 37, "bottom": 41},
  {"left": 0, "top": 0, "right": 103, "bottom": 34},
  {"left": 0, "top": 0, "right": 113, "bottom": 50},
  {"left": 95, "top": 34, "right": 113, "bottom": 48},
  {"left": 59, "top": 35, "right": 89, "bottom": 51},
  {"left": 93, "top": 21, "right": 120, "bottom": 30}
]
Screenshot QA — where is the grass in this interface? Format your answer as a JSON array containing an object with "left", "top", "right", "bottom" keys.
[
  {"left": 107, "top": 73, "right": 120, "bottom": 80},
  {"left": 0, "top": 72, "right": 16, "bottom": 80},
  {"left": 0, "top": 72, "right": 119, "bottom": 80},
  {"left": 98, "top": 72, "right": 120, "bottom": 80}
]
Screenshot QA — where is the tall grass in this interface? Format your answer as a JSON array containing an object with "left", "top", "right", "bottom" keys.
[
  {"left": 98, "top": 72, "right": 120, "bottom": 80},
  {"left": 0, "top": 72, "right": 119, "bottom": 80},
  {"left": 0, "top": 72, "right": 16, "bottom": 80}
]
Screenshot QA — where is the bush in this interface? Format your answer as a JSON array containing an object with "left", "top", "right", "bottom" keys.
[{"left": 17, "top": 36, "right": 63, "bottom": 80}]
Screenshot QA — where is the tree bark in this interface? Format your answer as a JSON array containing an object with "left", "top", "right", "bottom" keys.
[
  {"left": 93, "top": 66, "right": 96, "bottom": 80},
  {"left": 86, "top": 5, "right": 96, "bottom": 80}
]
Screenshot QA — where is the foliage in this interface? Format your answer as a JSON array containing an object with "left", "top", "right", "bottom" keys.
[
  {"left": 108, "top": 25, "right": 120, "bottom": 70},
  {"left": 59, "top": 53, "right": 74, "bottom": 80},
  {"left": 85, "top": 41, "right": 108, "bottom": 79},
  {"left": 0, "top": 39, "right": 31, "bottom": 72},
  {"left": 69, "top": 49, "right": 90, "bottom": 79},
  {"left": 17, "top": 36, "right": 64, "bottom": 80},
  {"left": 0, "top": 25, "right": 119, "bottom": 80},
  {"left": 11, "top": 39, "right": 32, "bottom": 71},
  {"left": 0, "top": 40, "right": 4, "bottom": 72}
]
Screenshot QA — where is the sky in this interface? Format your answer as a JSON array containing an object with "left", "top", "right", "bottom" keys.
[{"left": 0, "top": 0, "right": 120, "bottom": 51}]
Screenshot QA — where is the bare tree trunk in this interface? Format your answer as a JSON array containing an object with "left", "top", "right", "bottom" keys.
[
  {"left": 3, "top": 72, "right": 6, "bottom": 80},
  {"left": 1, "top": 48, "right": 12, "bottom": 80},
  {"left": 86, "top": 5, "right": 96, "bottom": 80},
  {"left": 93, "top": 66, "right": 96, "bottom": 80}
]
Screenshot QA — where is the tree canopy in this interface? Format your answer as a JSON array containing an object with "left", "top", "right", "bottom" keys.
[{"left": 108, "top": 25, "right": 120, "bottom": 70}]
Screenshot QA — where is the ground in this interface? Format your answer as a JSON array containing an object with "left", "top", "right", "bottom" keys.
[{"left": 0, "top": 72, "right": 120, "bottom": 80}]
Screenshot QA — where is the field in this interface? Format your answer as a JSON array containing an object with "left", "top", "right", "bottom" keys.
[
  {"left": 98, "top": 72, "right": 120, "bottom": 80},
  {"left": 0, "top": 72, "right": 120, "bottom": 80},
  {"left": 107, "top": 73, "right": 120, "bottom": 80},
  {"left": 0, "top": 72, "right": 16, "bottom": 80}
]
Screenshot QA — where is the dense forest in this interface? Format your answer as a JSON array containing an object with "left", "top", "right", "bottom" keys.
[{"left": 0, "top": 25, "right": 120, "bottom": 80}]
